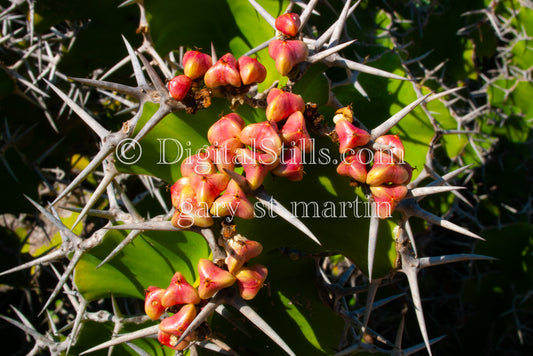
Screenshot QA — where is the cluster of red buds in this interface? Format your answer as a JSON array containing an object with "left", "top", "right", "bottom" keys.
[
  {"left": 167, "top": 50, "right": 267, "bottom": 102},
  {"left": 144, "top": 233, "right": 266, "bottom": 350},
  {"left": 333, "top": 107, "right": 413, "bottom": 218},
  {"left": 170, "top": 89, "right": 313, "bottom": 228},
  {"left": 269, "top": 12, "right": 308, "bottom": 76}
]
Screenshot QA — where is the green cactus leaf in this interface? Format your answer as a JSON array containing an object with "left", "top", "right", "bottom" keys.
[
  {"left": 68, "top": 320, "right": 172, "bottom": 356},
  {"left": 74, "top": 229, "right": 209, "bottom": 301}
]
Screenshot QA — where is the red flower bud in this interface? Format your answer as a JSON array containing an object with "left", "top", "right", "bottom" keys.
[
  {"left": 337, "top": 150, "right": 368, "bottom": 184},
  {"left": 170, "top": 177, "right": 190, "bottom": 209},
  {"left": 204, "top": 53, "right": 241, "bottom": 88},
  {"left": 369, "top": 185, "right": 408, "bottom": 219},
  {"left": 235, "top": 148, "right": 279, "bottom": 190},
  {"left": 180, "top": 152, "right": 216, "bottom": 177},
  {"left": 240, "top": 121, "right": 282, "bottom": 156},
  {"left": 208, "top": 113, "right": 245, "bottom": 145},
  {"left": 335, "top": 119, "right": 371, "bottom": 154},
  {"left": 366, "top": 162, "right": 412, "bottom": 186},
  {"left": 197, "top": 259, "right": 236, "bottom": 299},
  {"left": 171, "top": 194, "right": 213, "bottom": 229},
  {"left": 268, "top": 40, "right": 308, "bottom": 76},
  {"left": 168, "top": 75, "right": 192, "bottom": 101},
  {"left": 158, "top": 330, "right": 190, "bottom": 351},
  {"left": 238, "top": 56, "right": 267, "bottom": 85},
  {"left": 188, "top": 172, "right": 230, "bottom": 207},
  {"left": 210, "top": 179, "right": 255, "bottom": 220},
  {"left": 374, "top": 135, "right": 405, "bottom": 163},
  {"left": 265, "top": 88, "right": 305, "bottom": 122},
  {"left": 223, "top": 234, "right": 263, "bottom": 274},
  {"left": 183, "top": 50, "right": 212, "bottom": 80},
  {"left": 144, "top": 286, "right": 166, "bottom": 320},
  {"left": 272, "top": 146, "right": 304, "bottom": 181},
  {"left": 280, "top": 111, "right": 313, "bottom": 153},
  {"left": 275, "top": 13, "right": 301, "bottom": 37},
  {"left": 161, "top": 272, "right": 201, "bottom": 308},
  {"left": 235, "top": 265, "right": 268, "bottom": 300},
  {"left": 159, "top": 304, "right": 197, "bottom": 336}
]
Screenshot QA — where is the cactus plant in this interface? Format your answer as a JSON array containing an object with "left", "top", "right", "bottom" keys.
[{"left": 1, "top": 0, "right": 532, "bottom": 355}]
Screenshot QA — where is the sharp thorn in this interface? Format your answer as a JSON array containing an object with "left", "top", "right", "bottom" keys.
[
  {"left": 402, "top": 266, "right": 433, "bottom": 356},
  {"left": 79, "top": 325, "right": 160, "bottom": 355},
  {"left": 96, "top": 230, "right": 143, "bottom": 269},
  {"left": 254, "top": 188, "right": 321, "bottom": 246},
  {"left": 371, "top": 92, "right": 432, "bottom": 139},
  {"left": 231, "top": 296, "right": 296, "bottom": 356},
  {"left": 122, "top": 35, "right": 148, "bottom": 87},
  {"left": 247, "top": 0, "right": 276, "bottom": 29},
  {"left": 367, "top": 216, "right": 379, "bottom": 281},
  {"left": 45, "top": 80, "right": 109, "bottom": 140},
  {"left": 418, "top": 254, "right": 496, "bottom": 270}
]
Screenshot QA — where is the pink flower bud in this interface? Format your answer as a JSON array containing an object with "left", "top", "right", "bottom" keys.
[
  {"left": 268, "top": 40, "right": 308, "bottom": 76},
  {"left": 335, "top": 119, "right": 371, "bottom": 154},
  {"left": 168, "top": 75, "right": 192, "bottom": 101},
  {"left": 183, "top": 50, "right": 212, "bottom": 80},
  {"left": 280, "top": 111, "right": 313, "bottom": 152},
  {"left": 210, "top": 179, "right": 255, "bottom": 220},
  {"left": 208, "top": 113, "right": 245, "bottom": 145},
  {"left": 374, "top": 135, "right": 405, "bottom": 163},
  {"left": 197, "top": 259, "right": 236, "bottom": 299},
  {"left": 265, "top": 88, "right": 305, "bottom": 122},
  {"left": 240, "top": 121, "right": 282, "bottom": 156},
  {"left": 235, "top": 148, "right": 279, "bottom": 190},
  {"left": 238, "top": 56, "right": 267, "bottom": 85},
  {"left": 144, "top": 286, "right": 166, "bottom": 320},
  {"left": 207, "top": 140, "right": 242, "bottom": 173},
  {"left": 204, "top": 53, "right": 241, "bottom": 88},
  {"left": 337, "top": 151, "right": 368, "bottom": 184},
  {"left": 188, "top": 172, "right": 230, "bottom": 207},
  {"left": 223, "top": 234, "right": 263, "bottom": 274},
  {"left": 159, "top": 304, "right": 197, "bottom": 336},
  {"left": 180, "top": 152, "right": 216, "bottom": 177},
  {"left": 171, "top": 194, "right": 213, "bottom": 229},
  {"left": 369, "top": 185, "right": 408, "bottom": 219},
  {"left": 161, "top": 272, "right": 201, "bottom": 308},
  {"left": 170, "top": 177, "right": 191, "bottom": 209},
  {"left": 366, "top": 162, "right": 412, "bottom": 186},
  {"left": 275, "top": 13, "right": 301, "bottom": 37},
  {"left": 158, "top": 330, "right": 190, "bottom": 351},
  {"left": 272, "top": 146, "right": 304, "bottom": 181},
  {"left": 235, "top": 265, "right": 268, "bottom": 300}
]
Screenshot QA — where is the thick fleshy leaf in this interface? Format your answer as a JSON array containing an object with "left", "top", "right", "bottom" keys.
[{"left": 75, "top": 229, "right": 209, "bottom": 300}]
